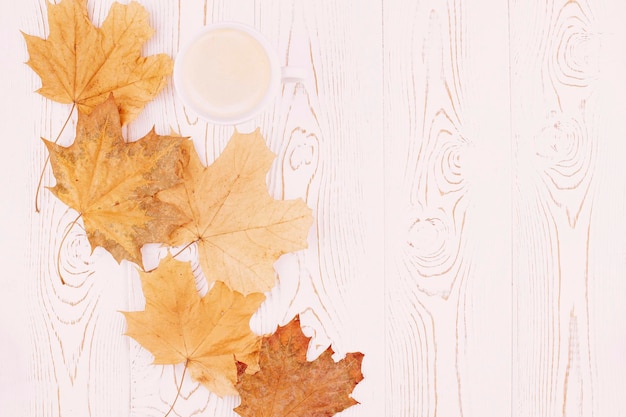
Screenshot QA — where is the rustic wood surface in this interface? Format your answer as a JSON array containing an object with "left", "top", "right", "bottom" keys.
[{"left": 1, "top": 0, "right": 625, "bottom": 416}]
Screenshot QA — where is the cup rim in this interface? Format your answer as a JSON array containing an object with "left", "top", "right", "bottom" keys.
[{"left": 173, "top": 22, "right": 281, "bottom": 125}]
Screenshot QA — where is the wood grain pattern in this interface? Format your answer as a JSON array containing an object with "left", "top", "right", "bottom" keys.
[
  {"left": 511, "top": 0, "right": 606, "bottom": 415},
  {"left": 384, "top": 0, "right": 511, "bottom": 416},
  {"left": 512, "top": 1, "right": 626, "bottom": 416}
]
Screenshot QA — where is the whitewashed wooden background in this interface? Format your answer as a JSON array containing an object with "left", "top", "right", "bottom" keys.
[{"left": 2, "top": 0, "right": 626, "bottom": 416}]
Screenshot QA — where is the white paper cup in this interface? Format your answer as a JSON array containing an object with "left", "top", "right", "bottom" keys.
[{"left": 173, "top": 22, "right": 304, "bottom": 125}]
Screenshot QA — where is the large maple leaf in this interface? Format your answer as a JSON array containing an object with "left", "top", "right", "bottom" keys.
[
  {"left": 157, "top": 130, "right": 313, "bottom": 295},
  {"left": 23, "top": 0, "right": 172, "bottom": 125},
  {"left": 44, "top": 95, "right": 188, "bottom": 267},
  {"left": 234, "top": 316, "right": 364, "bottom": 417},
  {"left": 123, "top": 255, "right": 265, "bottom": 396}
]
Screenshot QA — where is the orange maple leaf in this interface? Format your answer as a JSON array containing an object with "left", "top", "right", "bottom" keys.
[
  {"left": 44, "top": 95, "right": 188, "bottom": 267},
  {"left": 157, "top": 129, "right": 313, "bottom": 295},
  {"left": 123, "top": 255, "right": 265, "bottom": 396},
  {"left": 235, "top": 316, "right": 364, "bottom": 417},
  {"left": 23, "top": 0, "right": 172, "bottom": 124}
]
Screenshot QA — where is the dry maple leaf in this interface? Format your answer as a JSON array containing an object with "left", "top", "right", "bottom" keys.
[
  {"left": 122, "top": 255, "right": 265, "bottom": 396},
  {"left": 23, "top": 0, "right": 172, "bottom": 124},
  {"left": 44, "top": 95, "right": 188, "bottom": 267},
  {"left": 235, "top": 316, "right": 364, "bottom": 417},
  {"left": 157, "top": 129, "right": 313, "bottom": 295}
]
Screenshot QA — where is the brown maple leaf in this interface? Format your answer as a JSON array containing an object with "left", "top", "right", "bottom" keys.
[
  {"left": 23, "top": 0, "right": 172, "bottom": 125},
  {"left": 122, "top": 255, "right": 265, "bottom": 396},
  {"left": 235, "top": 316, "right": 364, "bottom": 417},
  {"left": 44, "top": 95, "right": 188, "bottom": 267},
  {"left": 157, "top": 129, "right": 313, "bottom": 295}
]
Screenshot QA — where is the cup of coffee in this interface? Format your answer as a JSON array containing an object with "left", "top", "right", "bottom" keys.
[{"left": 173, "top": 22, "right": 304, "bottom": 125}]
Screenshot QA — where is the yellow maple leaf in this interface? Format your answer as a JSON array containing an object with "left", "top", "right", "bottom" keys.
[
  {"left": 157, "top": 129, "right": 314, "bottom": 295},
  {"left": 44, "top": 95, "right": 188, "bottom": 267},
  {"left": 23, "top": 0, "right": 172, "bottom": 125},
  {"left": 123, "top": 255, "right": 265, "bottom": 396}
]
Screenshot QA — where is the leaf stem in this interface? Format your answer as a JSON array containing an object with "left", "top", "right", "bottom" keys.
[
  {"left": 164, "top": 359, "right": 189, "bottom": 417},
  {"left": 171, "top": 239, "right": 200, "bottom": 260},
  {"left": 56, "top": 211, "right": 83, "bottom": 286},
  {"left": 35, "top": 103, "right": 76, "bottom": 213}
]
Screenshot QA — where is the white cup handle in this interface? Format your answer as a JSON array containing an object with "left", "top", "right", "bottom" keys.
[{"left": 281, "top": 66, "right": 306, "bottom": 83}]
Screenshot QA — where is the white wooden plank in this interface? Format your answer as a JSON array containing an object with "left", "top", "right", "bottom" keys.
[
  {"left": 590, "top": 4, "right": 626, "bottom": 415},
  {"left": 16, "top": 1, "right": 134, "bottom": 416},
  {"left": 1, "top": 2, "right": 35, "bottom": 416},
  {"left": 383, "top": 0, "right": 511, "bottom": 416},
  {"left": 509, "top": 0, "right": 623, "bottom": 415},
  {"left": 257, "top": 3, "right": 385, "bottom": 416}
]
